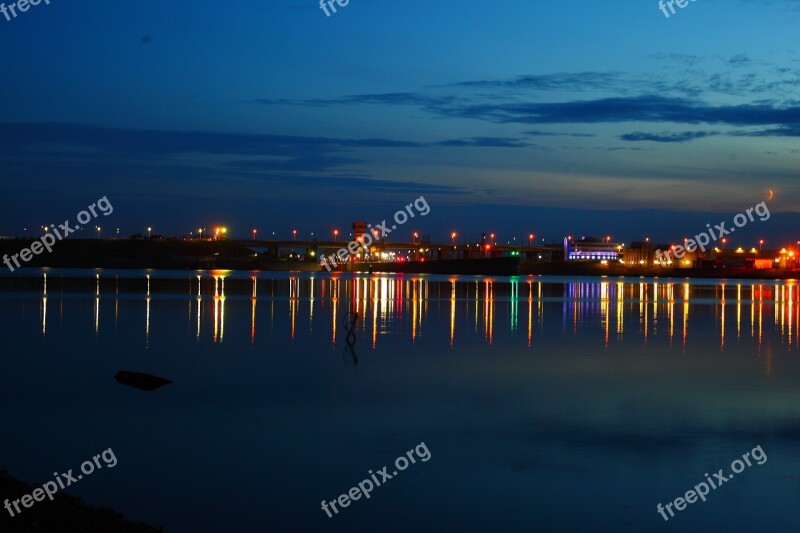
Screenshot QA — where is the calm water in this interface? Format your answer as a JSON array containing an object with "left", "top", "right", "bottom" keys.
[{"left": 1, "top": 269, "right": 799, "bottom": 532}]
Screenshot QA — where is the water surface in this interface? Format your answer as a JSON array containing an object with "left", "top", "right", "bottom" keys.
[{"left": 1, "top": 269, "right": 799, "bottom": 532}]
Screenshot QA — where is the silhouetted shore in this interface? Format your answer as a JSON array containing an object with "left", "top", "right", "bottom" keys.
[
  {"left": 1, "top": 239, "right": 798, "bottom": 279},
  {"left": 0, "top": 470, "right": 161, "bottom": 532}
]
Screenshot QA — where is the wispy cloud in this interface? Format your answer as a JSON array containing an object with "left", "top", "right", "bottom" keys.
[
  {"left": 449, "top": 72, "right": 624, "bottom": 92},
  {"left": 619, "top": 131, "right": 719, "bottom": 143},
  {"left": 524, "top": 130, "right": 595, "bottom": 138},
  {"left": 434, "top": 137, "right": 531, "bottom": 148}
]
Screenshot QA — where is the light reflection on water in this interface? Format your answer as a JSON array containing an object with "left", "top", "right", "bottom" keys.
[
  {"left": 25, "top": 271, "right": 800, "bottom": 359},
  {"left": 2, "top": 269, "right": 800, "bottom": 532}
]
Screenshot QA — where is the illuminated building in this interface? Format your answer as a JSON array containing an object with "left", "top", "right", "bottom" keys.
[
  {"left": 352, "top": 221, "right": 367, "bottom": 243},
  {"left": 564, "top": 237, "right": 622, "bottom": 262}
]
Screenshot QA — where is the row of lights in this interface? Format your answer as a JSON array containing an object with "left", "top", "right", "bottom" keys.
[
  {"left": 566, "top": 235, "right": 613, "bottom": 243},
  {"left": 196, "top": 228, "right": 541, "bottom": 246},
  {"left": 47, "top": 226, "right": 786, "bottom": 253},
  {"left": 41, "top": 225, "right": 121, "bottom": 238},
  {"left": 653, "top": 237, "right": 781, "bottom": 252},
  {"left": 83, "top": 226, "right": 547, "bottom": 246}
]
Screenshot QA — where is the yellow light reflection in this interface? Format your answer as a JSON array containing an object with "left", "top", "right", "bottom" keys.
[
  {"left": 41, "top": 273, "right": 47, "bottom": 336},
  {"left": 640, "top": 283, "right": 648, "bottom": 343},
  {"left": 331, "top": 278, "right": 338, "bottom": 345},
  {"left": 196, "top": 275, "right": 202, "bottom": 340},
  {"left": 372, "top": 286, "right": 378, "bottom": 349},
  {"left": 94, "top": 274, "right": 100, "bottom": 335},
  {"left": 213, "top": 274, "right": 227, "bottom": 343},
  {"left": 412, "top": 280, "right": 418, "bottom": 343},
  {"left": 484, "top": 280, "right": 494, "bottom": 344},
  {"left": 750, "top": 285, "right": 755, "bottom": 340},
  {"left": 682, "top": 282, "right": 689, "bottom": 348},
  {"left": 309, "top": 277, "right": 315, "bottom": 329},
  {"left": 736, "top": 285, "right": 742, "bottom": 341},
  {"left": 251, "top": 276, "right": 257, "bottom": 345},
  {"left": 289, "top": 276, "right": 297, "bottom": 343},
  {"left": 145, "top": 274, "right": 151, "bottom": 347}
]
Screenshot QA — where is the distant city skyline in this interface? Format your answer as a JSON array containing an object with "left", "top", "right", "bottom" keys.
[{"left": 0, "top": 191, "right": 790, "bottom": 248}]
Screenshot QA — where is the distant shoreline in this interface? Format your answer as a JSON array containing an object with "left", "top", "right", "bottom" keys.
[{"left": 1, "top": 239, "right": 798, "bottom": 280}]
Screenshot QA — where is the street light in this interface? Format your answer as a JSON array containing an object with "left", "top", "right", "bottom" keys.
[
  {"left": 333, "top": 229, "right": 339, "bottom": 242},
  {"left": 451, "top": 232, "right": 457, "bottom": 245},
  {"left": 147, "top": 227, "right": 152, "bottom": 238},
  {"left": 252, "top": 228, "right": 257, "bottom": 240},
  {"left": 198, "top": 228, "right": 204, "bottom": 240},
  {"left": 490, "top": 233, "right": 495, "bottom": 245},
  {"left": 413, "top": 232, "right": 419, "bottom": 244},
  {"left": 96, "top": 226, "right": 101, "bottom": 239},
  {"left": 293, "top": 229, "right": 297, "bottom": 241},
  {"left": 759, "top": 239, "right": 764, "bottom": 251},
  {"left": 721, "top": 237, "right": 727, "bottom": 249},
  {"left": 529, "top": 233, "right": 534, "bottom": 247}
]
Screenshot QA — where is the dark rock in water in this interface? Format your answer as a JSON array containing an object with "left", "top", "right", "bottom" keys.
[{"left": 114, "top": 371, "right": 172, "bottom": 391}]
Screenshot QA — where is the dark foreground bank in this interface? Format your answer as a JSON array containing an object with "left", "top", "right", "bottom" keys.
[{"left": 0, "top": 470, "right": 161, "bottom": 533}]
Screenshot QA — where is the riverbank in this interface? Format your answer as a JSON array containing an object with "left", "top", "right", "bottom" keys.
[
  {"left": 0, "top": 470, "right": 161, "bottom": 532},
  {"left": 0, "top": 238, "right": 310, "bottom": 271}
]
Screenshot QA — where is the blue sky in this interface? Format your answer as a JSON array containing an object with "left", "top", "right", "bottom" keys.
[{"left": 1, "top": 0, "right": 799, "bottom": 245}]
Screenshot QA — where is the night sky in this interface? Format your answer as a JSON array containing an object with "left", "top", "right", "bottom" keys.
[{"left": 1, "top": 0, "right": 798, "bottom": 245}]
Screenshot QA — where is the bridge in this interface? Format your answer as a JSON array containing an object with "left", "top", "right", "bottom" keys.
[{"left": 234, "top": 240, "right": 557, "bottom": 262}]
